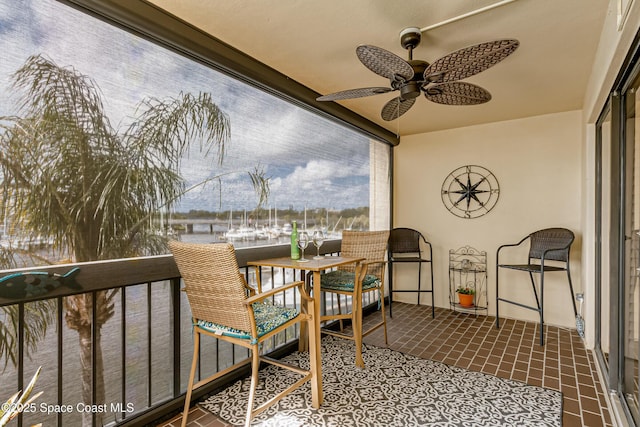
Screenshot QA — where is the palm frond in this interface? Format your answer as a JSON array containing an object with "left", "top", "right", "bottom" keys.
[
  {"left": 0, "top": 302, "right": 56, "bottom": 372},
  {"left": 124, "top": 91, "right": 230, "bottom": 170},
  {"left": 249, "top": 165, "right": 271, "bottom": 209},
  {"left": 0, "top": 366, "right": 42, "bottom": 425}
]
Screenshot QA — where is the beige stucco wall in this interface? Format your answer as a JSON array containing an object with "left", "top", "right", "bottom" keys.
[
  {"left": 392, "top": 110, "right": 583, "bottom": 329},
  {"left": 391, "top": 0, "right": 640, "bottom": 350}
]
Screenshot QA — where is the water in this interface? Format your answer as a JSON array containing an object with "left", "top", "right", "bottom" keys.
[
  {"left": 179, "top": 226, "right": 291, "bottom": 247},
  {"left": 178, "top": 222, "right": 341, "bottom": 250}
]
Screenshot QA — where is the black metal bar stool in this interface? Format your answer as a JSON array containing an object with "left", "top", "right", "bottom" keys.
[
  {"left": 387, "top": 228, "right": 435, "bottom": 318},
  {"left": 495, "top": 227, "right": 577, "bottom": 346}
]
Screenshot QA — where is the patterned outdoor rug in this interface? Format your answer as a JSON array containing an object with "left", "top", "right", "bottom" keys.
[{"left": 201, "top": 336, "right": 562, "bottom": 426}]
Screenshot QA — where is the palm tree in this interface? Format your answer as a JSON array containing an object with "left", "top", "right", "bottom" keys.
[{"left": 0, "top": 54, "right": 267, "bottom": 426}]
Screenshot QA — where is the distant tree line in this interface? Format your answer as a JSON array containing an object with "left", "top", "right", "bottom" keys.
[{"left": 171, "top": 206, "right": 370, "bottom": 230}]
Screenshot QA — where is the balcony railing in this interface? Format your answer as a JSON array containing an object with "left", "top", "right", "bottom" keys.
[{"left": 0, "top": 239, "right": 377, "bottom": 427}]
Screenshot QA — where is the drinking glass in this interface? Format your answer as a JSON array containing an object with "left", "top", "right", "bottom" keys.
[
  {"left": 312, "top": 230, "right": 325, "bottom": 259},
  {"left": 297, "top": 231, "right": 310, "bottom": 262}
]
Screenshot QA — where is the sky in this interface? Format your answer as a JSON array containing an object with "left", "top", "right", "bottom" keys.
[{"left": 0, "top": 0, "right": 374, "bottom": 213}]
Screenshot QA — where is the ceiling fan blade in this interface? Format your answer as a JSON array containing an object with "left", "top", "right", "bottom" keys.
[
  {"left": 381, "top": 96, "right": 416, "bottom": 121},
  {"left": 424, "top": 82, "right": 491, "bottom": 105},
  {"left": 356, "top": 45, "right": 414, "bottom": 81},
  {"left": 424, "top": 39, "right": 519, "bottom": 83},
  {"left": 316, "top": 87, "right": 393, "bottom": 101}
]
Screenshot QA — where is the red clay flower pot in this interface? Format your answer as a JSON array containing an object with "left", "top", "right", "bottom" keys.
[{"left": 457, "top": 293, "right": 474, "bottom": 307}]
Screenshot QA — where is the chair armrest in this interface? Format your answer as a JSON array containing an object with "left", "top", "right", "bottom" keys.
[
  {"left": 420, "top": 234, "right": 432, "bottom": 248},
  {"left": 244, "top": 280, "right": 307, "bottom": 306},
  {"left": 423, "top": 239, "right": 433, "bottom": 259},
  {"left": 243, "top": 280, "right": 310, "bottom": 338},
  {"left": 496, "top": 235, "right": 530, "bottom": 262},
  {"left": 240, "top": 274, "right": 256, "bottom": 297},
  {"left": 356, "top": 260, "right": 386, "bottom": 282},
  {"left": 361, "top": 260, "right": 387, "bottom": 267}
]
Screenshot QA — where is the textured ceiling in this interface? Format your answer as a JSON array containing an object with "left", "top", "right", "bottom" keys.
[{"left": 147, "top": 0, "right": 610, "bottom": 137}]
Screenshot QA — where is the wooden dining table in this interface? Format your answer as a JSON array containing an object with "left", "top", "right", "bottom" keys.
[{"left": 248, "top": 255, "right": 364, "bottom": 408}]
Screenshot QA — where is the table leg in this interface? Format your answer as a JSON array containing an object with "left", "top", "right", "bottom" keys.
[
  {"left": 306, "top": 292, "right": 320, "bottom": 409},
  {"left": 353, "top": 286, "right": 365, "bottom": 368},
  {"left": 354, "top": 263, "right": 365, "bottom": 368},
  {"left": 298, "top": 272, "right": 311, "bottom": 352},
  {"left": 310, "top": 271, "right": 323, "bottom": 405}
]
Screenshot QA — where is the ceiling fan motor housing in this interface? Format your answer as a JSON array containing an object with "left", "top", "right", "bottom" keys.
[
  {"left": 401, "top": 82, "right": 421, "bottom": 99},
  {"left": 398, "top": 59, "right": 428, "bottom": 99}
]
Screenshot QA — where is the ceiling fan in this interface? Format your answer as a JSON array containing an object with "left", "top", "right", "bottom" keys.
[{"left": 316, "top": 27, "right": 519, "bottom": 121}]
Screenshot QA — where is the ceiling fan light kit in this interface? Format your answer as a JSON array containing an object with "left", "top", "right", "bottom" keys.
[{"left": 317, "top": 27, "right": 519, "bottom": 121}]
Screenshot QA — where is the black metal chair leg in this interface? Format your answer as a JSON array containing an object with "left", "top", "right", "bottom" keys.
[
  {"left": 539, "top": 273, "right": 545, "bottom": 346},
  {"left": 417, "top": 262, "right": 422, "bottom": 305},
  {"left": 495, "top": 265, "right": 501, "bottom": 330},
  {"left": 430, "top": 261, "right": 435, "bottom": 319},
  {"left": 567, "top": 269, "right": 577, "bottom": 316},
  {"left": 529, "top": 271, "right": 541, "bottom": 310}
]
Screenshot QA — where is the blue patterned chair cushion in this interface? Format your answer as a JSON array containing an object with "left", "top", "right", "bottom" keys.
[
  {"left": 195, "top": 303, "right": 299, "bottom": 342},
  {"left": 320, "top": 270, "right": 380, "bottom": 292}
]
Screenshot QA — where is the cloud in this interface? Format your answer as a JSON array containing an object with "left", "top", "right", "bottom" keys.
[
  {"left": 288, "top": 159, "right": 366, "bottom": 183},
  {"left": 0, "top": 0, "right": 376, "bottom": 214}
]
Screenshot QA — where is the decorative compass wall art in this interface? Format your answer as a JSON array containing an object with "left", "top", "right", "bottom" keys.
[{"left": 441, "top": 165, "right": 500, "bottom": 219}]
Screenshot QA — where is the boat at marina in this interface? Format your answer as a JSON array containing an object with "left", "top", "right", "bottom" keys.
[
  {"left": 282, "top": 223, "right": 292, "bottom": 236},
  {"left": 224, "top": 225, "right": 257, "bottom": 241}
]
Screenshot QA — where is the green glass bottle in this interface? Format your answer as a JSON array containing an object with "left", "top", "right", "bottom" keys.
[{"left": 290, "top": 221, "right": 300, "bottom": 260}]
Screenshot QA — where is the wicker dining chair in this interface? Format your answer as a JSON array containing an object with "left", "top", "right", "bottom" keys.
[
  {"left": 169, "top": 241, "right": 316, "bottom": 427},
  {"left": 320, "top": 230, "right": 389, "bottom": 368},
  {"left": 495, "top": 227, "right": 577, "bottom": 346}
]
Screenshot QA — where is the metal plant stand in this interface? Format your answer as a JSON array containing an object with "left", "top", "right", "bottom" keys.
[{"left": 449, "top": 246, "right": 487, "bottom": 315}]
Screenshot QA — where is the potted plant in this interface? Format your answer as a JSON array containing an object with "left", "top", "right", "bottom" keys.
[{"left": 455, "top": 286, "right": 475, "bottom": 307}]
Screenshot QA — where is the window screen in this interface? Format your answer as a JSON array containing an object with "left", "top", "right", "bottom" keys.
[{"left": 0, "top": 0, "right": 391, "bottom": 263}]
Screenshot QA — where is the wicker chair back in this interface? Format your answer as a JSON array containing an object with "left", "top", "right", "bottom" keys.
[
  {"left": 338, "top": 230, "right": 390, "bottom": 278},
  {"left": 528, "top": 228, "right": 574, "bottom": 262},
  {"left": 388, "top": 227, "right": 424, "bottom": 254},
  {"left": 169, "top": 241, "right": 252, "bottom": 333}
]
